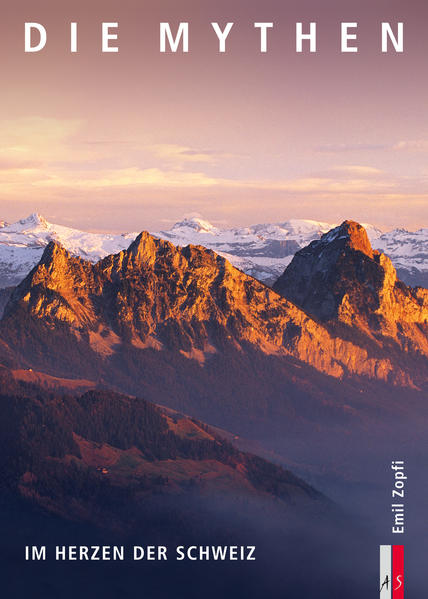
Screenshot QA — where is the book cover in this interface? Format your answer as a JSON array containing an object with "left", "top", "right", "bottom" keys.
[{"left": 0, "top": 2, "right": 426, "bottom": 597}]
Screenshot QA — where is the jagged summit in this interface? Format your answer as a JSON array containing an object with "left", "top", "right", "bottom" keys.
[
  {"left": 273, "top": 221, "right": 428, "bottom": 353},
  {"left": 40, "top": 239, "right": 70, "bottom": 259},
  {"left": 273, "top": 220, "right": 386, "bottom": 323},
  {"left": 35, "top": 239, "right": 97, "bottom": 273},
  {"left": 320, "top": 220, "right": 374, "bottom": 257},
  {"left": 17, "top": 213, "right": 49, "bottom": 230},
  {"left": 0, "top": 213, "right": 426, "bottom": 290},
  {"left": 2, "top": 225, "right": 427, "bottom": 390},
  {"left": 126, "top": 230, "right": 160, "bottom": 260}
]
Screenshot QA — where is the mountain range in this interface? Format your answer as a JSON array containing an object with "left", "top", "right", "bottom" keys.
[
  {"left": 1, "top": 215, "right": 427, "bottom": 597},
  {"left": 1, "top": 219, "right": 426, "bottom": 443},
  {"left": 0, "top": 213, "right": 427, "bottom": 289}
]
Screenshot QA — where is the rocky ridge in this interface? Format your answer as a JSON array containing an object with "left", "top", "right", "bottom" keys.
[
  {"left": 0, "top": 213, "right": 426, "bottom": 288},
  {"left": 273, "top": 221, "right": 428, "bottom": 358},
  {"left": 3, "top": 227, "right": 426, "bottom": 387}
]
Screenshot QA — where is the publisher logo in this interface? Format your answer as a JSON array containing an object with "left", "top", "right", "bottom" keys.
[{"left": 380, "top": 545, "right": 404, "bottom": 598}]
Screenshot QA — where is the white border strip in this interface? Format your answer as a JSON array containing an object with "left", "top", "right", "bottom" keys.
[{"left": 380, "top": 545, "right": 392, "bottom": 598}]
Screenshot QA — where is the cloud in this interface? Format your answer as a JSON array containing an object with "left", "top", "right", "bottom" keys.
[
  {"left": 393, "top": 140, "right": 428, "bottom": 152},
  {"left": 148, "top": 144, "right": 233, "bottom": 168},
  {"left": 246, "top": 176, "right": 395, "bottom": 194},
  {"left": 0, "top": 116, "right": 425, "bottom": 225},
  {"left": 0, "top": 117, "right": 141, "bottom": 168},
  {"left": 26, "top": 166, "right": 397, "bottom": 199},
  {"left": 0, "top": 159, "right": 44, "bottom": 170},
  {"left": 83, "top": 140, "right": 135, "bottom": 146},
  {"left": 33, "top": 167, "right": 222, "bottom": 189},
  {"left": 0, "top": 120, "right": 234, "bottom": 173},
  {"left": 318, "top": 139, "right": 428, "bottom": 154},
  {"left": 329, "top": 165, "right": 385, "bottom": 177},
  {"left": 316, "top": 143, "right": 387, "bottom": 153},
  {"left": 0, "top": 117, "right": 82, "bottom": 161}
]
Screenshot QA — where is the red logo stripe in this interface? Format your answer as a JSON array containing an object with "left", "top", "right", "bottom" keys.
[{"left": 392, "top": 545, "right": 404, "bottom": 598}]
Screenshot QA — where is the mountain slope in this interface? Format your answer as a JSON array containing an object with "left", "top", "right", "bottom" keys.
[
  {"left": 0, "top": 367, "right": 322, "bottom": 528},
  {"left": 2, "top": 230, "right": 424, "bottom": 388},
  {"left": 1, "top": 227, "right": 427, "bottom": 502},
  {"left": 273, "top": 221, "right": 428, "bottom": 359},
  {"left": 2, "top": 366, "right": 390, "bottom": 599}
]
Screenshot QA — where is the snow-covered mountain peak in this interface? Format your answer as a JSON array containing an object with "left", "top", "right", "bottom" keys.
[
  {"left": 247, "top": 220, "right": 336, "bottom": 242},
  {"left": 0, "top": 213, "right": 425, "bottom": 290},
  {"left": 321, "top": 224, "right": 346, "bottom": 244},
  {"left": 170, "top": 216, "right": 219, "bottom": 235},
  {"left": 0, "top": 215, "right": 138, "bottom": 289},
  {"left": 14, "top": 213, "right": 49, "bottom": 231},
  {"left": 279, "top": 219, "right": 333, "bottom": 235}
]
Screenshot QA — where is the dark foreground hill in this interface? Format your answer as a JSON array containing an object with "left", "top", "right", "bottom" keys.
[
  {"left": 0, "top": 366, "right": 322, "bottom": 531},
  {"left": 0, "top": 367, "right": 362, "bottom": 599},
  {"left": 0, "top": 367, "right": 393, "bottom": 599}
]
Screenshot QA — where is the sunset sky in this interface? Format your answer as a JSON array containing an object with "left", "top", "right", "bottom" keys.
[{"left": 1, "top": 0, "right": 427, "bottom": 232}]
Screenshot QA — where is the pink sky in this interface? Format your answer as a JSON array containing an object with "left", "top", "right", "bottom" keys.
[{"left": 0, "top": 0, "right": 427, "bottom": 232}]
